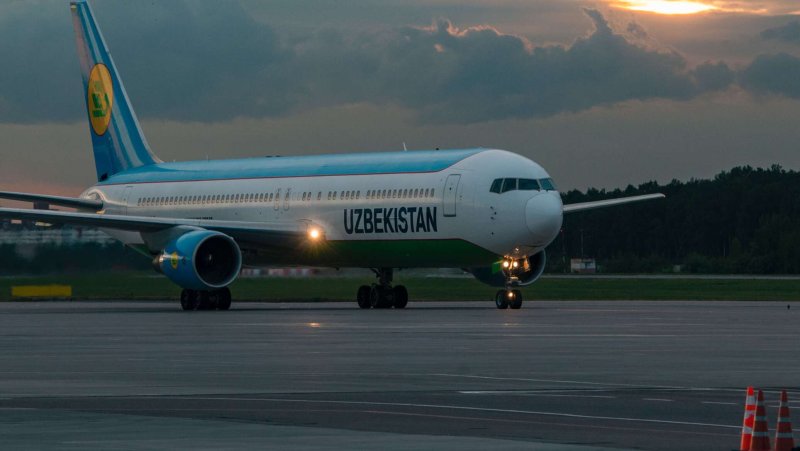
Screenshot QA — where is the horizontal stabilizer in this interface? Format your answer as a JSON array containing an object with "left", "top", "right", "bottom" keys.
[
  {"left": 0, "top": 191, "right": 103, "bottom": 210},
  {"left": 562, "top": 193, "right": 665, "bottom": 214}
]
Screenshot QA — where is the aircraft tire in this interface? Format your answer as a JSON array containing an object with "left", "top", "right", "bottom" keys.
[
  {"left": 217, "top": 287, "right": 232, "bottom": 311},
  {"left": 370, "top": 286, "right": 392, "bottom": 309},
  {"left": 180, "top": 289, "right": 199, "bottom": 311},
  {"left": 197, "top": 291, "right": 213, "bottom": 310},
  {"left": 509, "top": 290, "right": 523, "bottom": 309},
  {"left": 393, "top": 285, "right": 408, "bottom": 309},
  {"left": 357, "top": 285, "right": 371, "bottom": 309},
  {"left": 495, "top": 290, "right": 509, "bottom": 309}
]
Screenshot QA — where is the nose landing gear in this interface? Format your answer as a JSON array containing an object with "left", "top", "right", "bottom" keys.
[
  {"left": 495, "top": 257, "right": 524, "bottom": 309},
  {"left": 494, "top": 288, "right": 522, "bottom": 309},
  {"left": 356, "top": 268, "right": 408, "bottom": 309}
]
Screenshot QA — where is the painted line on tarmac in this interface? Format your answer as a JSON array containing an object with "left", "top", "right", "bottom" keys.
[
  {"left": 432, "top": 374, "right": 800, "bottom": 397},
  {"left": 433, "top": 373, "right": 685, "bottom": 389},
  {"left": 702, "top": 401, "right": 737, "bottom": 406},
  {"left": 643, "top": 398, "right": 674, "bottom": 402},
  {"left": 169, "top": 396, "right": 741, "bottom": 430},
  {"left": 460, "top": 391, "right": 616, "bottom": 399}
]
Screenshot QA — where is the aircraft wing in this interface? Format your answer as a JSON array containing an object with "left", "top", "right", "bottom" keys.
[
  {"left": 0, "top": 207, "right": 319, "bottom": 248},
  {"left": 562, "top": 193, "right": 665, "bottom": 214},
  {"left": 0, "top": 191, "right": 103, "bottom": 210}
]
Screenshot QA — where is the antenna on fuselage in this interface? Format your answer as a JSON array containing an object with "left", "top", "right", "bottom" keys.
[{"left": 402, "top": 142, "right": 408, "bottom": 151}]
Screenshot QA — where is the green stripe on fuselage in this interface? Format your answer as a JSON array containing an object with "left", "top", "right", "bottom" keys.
[{"left": 248, "top": 239, "right": 499, "bottom": 268}]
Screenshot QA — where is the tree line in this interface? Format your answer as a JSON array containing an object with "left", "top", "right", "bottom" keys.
[{"left": 548, "top": 165, "right": 800, "bottom": 274}]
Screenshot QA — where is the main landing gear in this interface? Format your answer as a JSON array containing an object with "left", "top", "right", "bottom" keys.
[
  {"left": 494, "top": 289, "right": 522, "bottom": 310},
  {"left": 180, "top": 287, "right": 232, "bottom": 311},
  {"left": 356, "top": 268, "right": 408, "bottom": 309}
]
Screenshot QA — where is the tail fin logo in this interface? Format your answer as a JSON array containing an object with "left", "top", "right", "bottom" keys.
[{"left": 87, "top": 64, "right": 113, "bottom": 136}]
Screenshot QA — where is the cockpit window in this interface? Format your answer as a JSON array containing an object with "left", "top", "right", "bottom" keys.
[
  {"left": 490, "top": 177, "right": 556, "bottom": 193},
  {"left": 500, "top": 178, "right": 517, "bottom": 193},
  {"left": 518, "top": 178, "right": 540, "bottom": 191},
  {"left": 539, "top": 178, "right": 556, "bottom": 191}
]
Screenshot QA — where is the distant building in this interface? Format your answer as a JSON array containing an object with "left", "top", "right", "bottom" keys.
[{"left": 570, "top": 258, "right": 597, "bottom": 274}]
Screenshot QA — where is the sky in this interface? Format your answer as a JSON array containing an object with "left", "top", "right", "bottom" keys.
[{"left": 1, "top": 0, "right": 800, "bottom": 195}]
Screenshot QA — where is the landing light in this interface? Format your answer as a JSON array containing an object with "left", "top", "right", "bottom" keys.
[
  {"left": 507, "top": 291, "right": 515, "bottom": 299},
  {"left": 512, "top": 261, "right": 519, "bottom": 268},
  {"left": 502, "top": 261, "right": 510, "bottom": 269},
  {"left": 308, "top": 228, "right": 321, "bottom": 240}
]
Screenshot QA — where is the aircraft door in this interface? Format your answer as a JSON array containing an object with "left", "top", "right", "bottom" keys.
[
  {"left": 283, "top": 188, "right": 291, "bottom": 211},
  {"left": 120, "top": 186, "right": 133, "bottom": 215},
  {"left": 443, "top": 174, "right": 460, "bottom": 217},
  {"left": 273, "top": 188, "right": 281, "bottom": 211}
]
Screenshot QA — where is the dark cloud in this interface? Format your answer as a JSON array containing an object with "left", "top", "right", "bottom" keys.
[
  {"left": 0, "top": 2, "right": 760, "bottom": 125},
  {"left": 739, "top": 53, "right": 800, "bottom": 98},
  {"left": 692, "top": 61, "right": 736, "bottom": 92},
  {"left": 760, "top": 21, "right": 800, "bottom": 43}
]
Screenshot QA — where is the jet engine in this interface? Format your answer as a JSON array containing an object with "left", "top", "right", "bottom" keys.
[
  {"left": 467, "top": 251, "right": 546, "bottom": 287},
  {"left": 154, "top": 230, "right": 242, "bottom": 290}
]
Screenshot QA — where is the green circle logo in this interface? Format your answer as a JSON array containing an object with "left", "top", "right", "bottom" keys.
[{"left": 87, "top": 64, "right": 113, "bottom": 135}]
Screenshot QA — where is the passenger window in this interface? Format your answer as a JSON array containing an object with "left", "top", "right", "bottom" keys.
[
  {"left": 518, "top": 179, "right": 541, "bottom": 191},
  {"left": 430, "top": 188, "right": 435, "bottom": 197},
  {"left": 500, "top": 178, "right": 517, "bottom": 193}
]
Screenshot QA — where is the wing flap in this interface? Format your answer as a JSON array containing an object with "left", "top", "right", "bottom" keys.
[
  {"left": 563, "top": 193, "right": 665, "bottom": 214},
  {"left": 0, "top": 191, "right": 103, "bottom": 210}
]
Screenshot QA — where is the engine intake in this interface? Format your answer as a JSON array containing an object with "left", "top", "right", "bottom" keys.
[
  {"left": 155, "top": 230, "right": 242, "bottom": 290},
  {"left": 467, "top": 251, "right": 546, "bottom": 287}
]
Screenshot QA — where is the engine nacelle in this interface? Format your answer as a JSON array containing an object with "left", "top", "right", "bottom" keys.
[
  {"left": 468, "top": 251, "right": 546, "bottom": 287},
  {"left": 154, "top": 230, "right": 242, "bottom": 290}
]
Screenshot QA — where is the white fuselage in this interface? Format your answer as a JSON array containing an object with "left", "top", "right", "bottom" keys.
[{"left": 83, "top": 149, "right": 563, "bottom": 268}]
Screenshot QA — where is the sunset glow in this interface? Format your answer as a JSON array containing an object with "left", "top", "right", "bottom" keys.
[{"left": 616, "top": 1, "right": 716, "bottom": 15}]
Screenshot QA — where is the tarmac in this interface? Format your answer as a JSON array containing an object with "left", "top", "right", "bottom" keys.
[{"left": 0, "top": 300, "right": 797, "bottom": 450}]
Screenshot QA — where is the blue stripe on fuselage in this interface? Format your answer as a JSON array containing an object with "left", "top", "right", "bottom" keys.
[{"left": 96, "top": 148, "right": 486, "bottom": 185}]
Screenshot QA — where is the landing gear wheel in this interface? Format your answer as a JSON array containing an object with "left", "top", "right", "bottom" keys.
[
  {"left": 357, "top": 285, "right": 371, "bottom": 309},
  {"left": 180, "top": 289, "right": 199, "bottom": 311},
  {"left": 370, "top": 286, "right": 392, "bottom": 309},
  {"left": 495, "top": 290, "right": 509, "bottom": 309},
  {"left": 216, "top": 287, "right": 232, "bottom": 311},
  {"left": 197, "top": 291, "right": 213, "bottom": 310},
  {"left": 392, "top": 285, "right": 408, "bottom": 309},
  {"left": 509, "top": 289, "right": 523, "bottom": 309}
]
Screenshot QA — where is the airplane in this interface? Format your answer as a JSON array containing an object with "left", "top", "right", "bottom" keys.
[{"left": 0, "top": 0, "right": 664, "bottom": 311}]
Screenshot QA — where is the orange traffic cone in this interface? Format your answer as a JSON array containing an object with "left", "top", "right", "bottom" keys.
[
  {"left": 750, "top": 389, "right": 771, "bottom": 451},
  {"left": 741, "top": 386, "right": 756, "bottom": 450},
  {"left": 774, "top": 390, "right": 795, "bottom": 451}
]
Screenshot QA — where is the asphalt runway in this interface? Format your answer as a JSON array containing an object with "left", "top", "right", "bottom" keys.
[{"left": 0, "top": 300, "right": 797, "bottom": 450}]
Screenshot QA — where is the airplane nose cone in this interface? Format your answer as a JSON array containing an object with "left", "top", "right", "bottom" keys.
[{"left": 525, "top": 192, "right": 563, "bottom": 245}]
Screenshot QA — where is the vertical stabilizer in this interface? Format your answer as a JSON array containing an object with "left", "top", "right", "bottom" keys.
[{"left": 70, "top": 1, "right": 160, "bottom": 181}]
